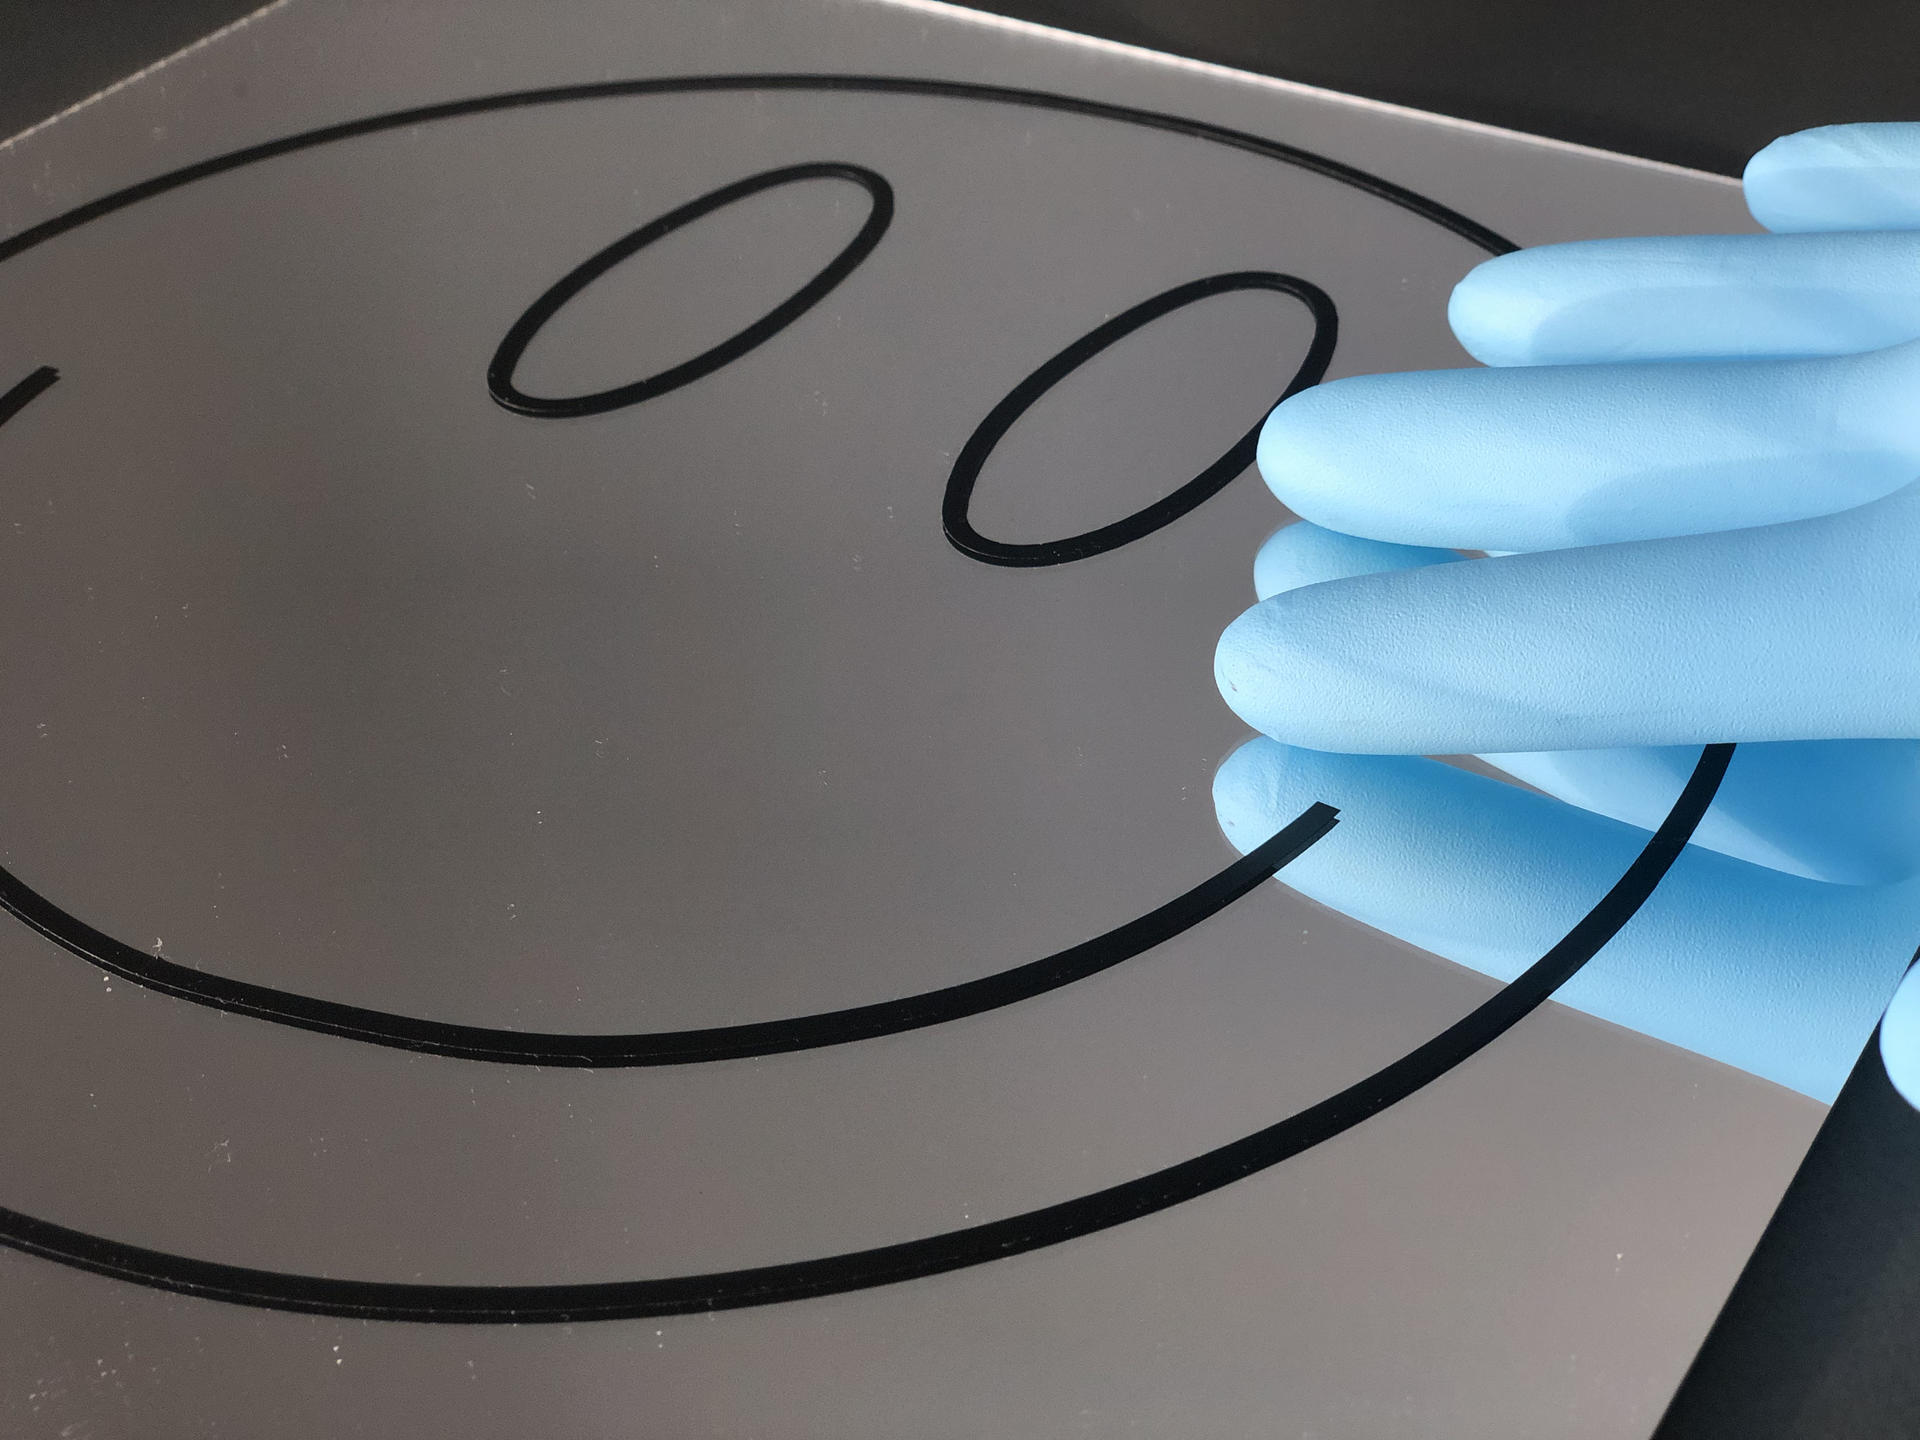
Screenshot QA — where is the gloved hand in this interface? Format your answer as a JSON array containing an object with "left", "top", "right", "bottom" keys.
[{"left": 1211, "top": 123, "right": 1920, "bottom": 1105}]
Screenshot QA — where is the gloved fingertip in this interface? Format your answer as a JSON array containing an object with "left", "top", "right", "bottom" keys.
[
  {"left": 1256, "top": 378, "right": 1434, "bottom": 544},
  {"left": 1214, "top": 589, "right": 1415, "bottom": 753},
  {"left": 1746, "top": 122, "right": 1920, "bottom": 233},
  {"left": 1252, "top": 521, "right": 1458, "bottom": 601},
  {"left": 1879, "top": 962, "right": 1920, "bottom": 1111},
  {"left": 1210, "top": 735, "right": 1295, "bottom": 855},
  {"left": 1453, "top": 230, "right": 1920, "bottom": 364},
  {"left": 1447, "top": 253, "right": 1551, "bottom": 366},
  {"left": 1212, "top": 602, "right": 1277, "bottom": 734}
]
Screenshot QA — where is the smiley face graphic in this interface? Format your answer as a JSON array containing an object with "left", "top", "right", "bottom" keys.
[{"left": 0, "top": 75, "right": 1723, "bottom": 1321}]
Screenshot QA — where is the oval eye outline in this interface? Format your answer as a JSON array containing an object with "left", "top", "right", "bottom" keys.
[
  {"left": 943, "top": 270, "right": 1338, "bottom": 567},
  {"left": 488, "top": 161, "right": 894, "bottom": 417}
]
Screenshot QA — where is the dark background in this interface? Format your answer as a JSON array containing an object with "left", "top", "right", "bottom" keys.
[
  {"left": 5, "top": 0, "right": 1920, "bottom": 172},
  {"left": 4, "top": 2, "right": 1919, "bottom": 1436}
]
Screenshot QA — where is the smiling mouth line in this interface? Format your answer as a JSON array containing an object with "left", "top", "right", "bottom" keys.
[
  {"left": 0, "top": 345, "right": 1727, "bottom": 1318},
  {"left": 0, "top": 747, "right": 1730, "bottom": 1321}
]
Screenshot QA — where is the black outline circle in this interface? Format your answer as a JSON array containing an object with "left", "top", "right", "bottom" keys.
[
  {"left": 943, "top": 271, "right": 1337, "bottom": 567},
  {"left": 487, "top": 161, "right": 894, "bottom": 418},
  {"left": 0, "top": 75, "right": 1594, "bottom": 1324}
]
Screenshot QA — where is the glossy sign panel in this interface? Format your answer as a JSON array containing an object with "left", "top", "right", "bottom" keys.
[{"left": 0, "top": 1, "right": 1816, "bottom": 1434}]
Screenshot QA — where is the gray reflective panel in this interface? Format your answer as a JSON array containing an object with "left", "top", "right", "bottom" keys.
[{"left": 0, "top": 2, "right": 1818, "bottom": 1436}]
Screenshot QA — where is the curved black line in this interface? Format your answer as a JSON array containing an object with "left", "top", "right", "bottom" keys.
[
  {"left": 0, "top": 76, "right": 1517, "bottom": 270},
  {"left": 0, "top": 365, "right": 59, "bottom": 426},
  {"left": 487, "top": 162, "right": 894, "bottom": 418},
  {"left": 0, "top": 784, "right": 1335, "bottom": 1065},
  {"left": 943, "top": 272, "right": 1336, "bottom": 567},
  {"left": 0, "top": 748, "right": 1735, "bottom": 1320}
]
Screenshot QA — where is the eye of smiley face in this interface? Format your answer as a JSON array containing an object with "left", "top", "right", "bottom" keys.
[{"left": 0, "top": 74, "right": 1724, "bottom": 1321}]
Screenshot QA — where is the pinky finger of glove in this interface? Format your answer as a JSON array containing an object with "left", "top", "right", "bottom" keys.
[{"left": 1213, "top": 737, "right": 1918, "bottom": 1101}]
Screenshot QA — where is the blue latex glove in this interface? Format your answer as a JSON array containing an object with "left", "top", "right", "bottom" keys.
[{"left": 1213, "top": 124, "right": 1920, "bottom": 1104}]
